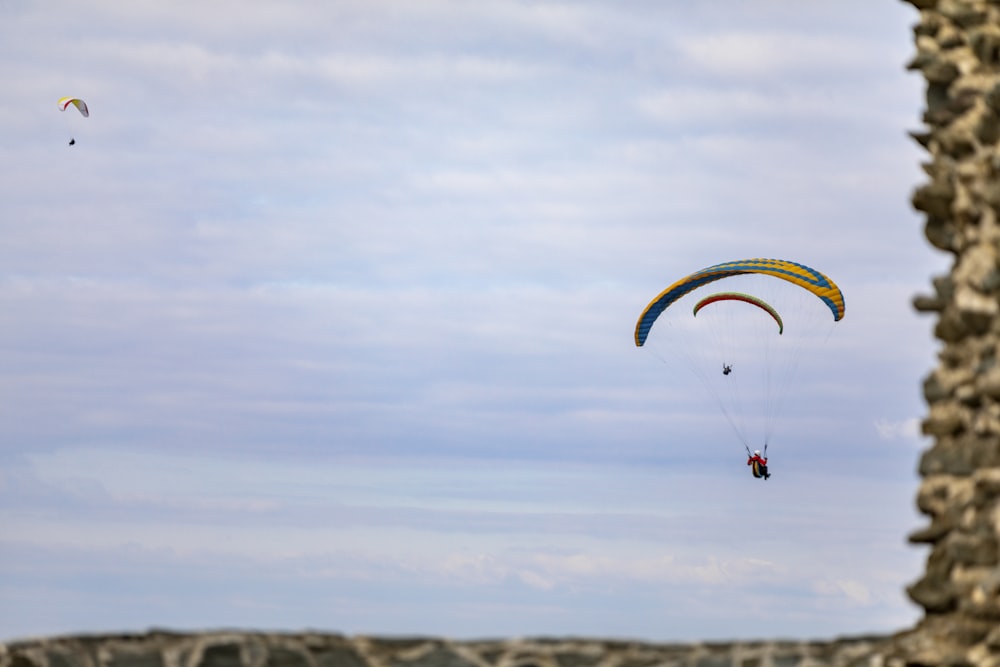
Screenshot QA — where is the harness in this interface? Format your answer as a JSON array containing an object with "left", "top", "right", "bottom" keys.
[{"left": 745, "top": 443, "right": 768, "bottom": 478}]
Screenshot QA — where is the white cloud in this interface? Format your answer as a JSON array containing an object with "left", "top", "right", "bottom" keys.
[
  {"left": 636, "top": 87, "right": 832, "bottom": 126},
  {"left": 874, "top": 418, "right": 924, "bottom": 443},
  {"left": 814, "top": 579, "right": 874, "bottom": 606},
  {"left": 675, "top": 32, "right": 875, "bottom": 78}
]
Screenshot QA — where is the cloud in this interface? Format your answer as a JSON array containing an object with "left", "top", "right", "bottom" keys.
[
  {"left": 675, "top": 32, "right": 876, "bottom": 79},
  {"left": 814, "top": 579, "right": 874, "bottom": 606},
  {"left": 636, "top": 87, "right": 843, "bottom": 127},
  {"left": 874, "top": 418, "right": 924, "bottom": 443}
]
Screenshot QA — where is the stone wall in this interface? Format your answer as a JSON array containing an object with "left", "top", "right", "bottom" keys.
[
  {"left": 0, "top": 632, "right": 892, "bottom": 667},
  {"left": 884, "top": 0, "right": 1000, "bottom": 665},
  {"left": 6, "top": 2, "right": 1000, "bottom": 666}
]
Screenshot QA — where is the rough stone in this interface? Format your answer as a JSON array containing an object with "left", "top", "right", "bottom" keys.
[
  {"left": 0, "top": 636, "right": 897, "bottom": 667},
  {"left": 913, "top": 176, "right": 958, "bottom": 219},
  {"left": 923, "top": 402, "right": 967, "bottom": 436},
  {"left": 894, "top": 1, "right": 1000, "bottom": 664},
  {"left": 971, "top": 26, "right": 1000, "bottom": 64}
]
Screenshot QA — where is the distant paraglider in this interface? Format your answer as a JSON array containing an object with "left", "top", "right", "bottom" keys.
[{"left": 58, "top": 97, "right": 89, "bottom": 145}]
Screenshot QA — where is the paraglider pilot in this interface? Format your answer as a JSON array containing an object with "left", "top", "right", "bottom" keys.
[
  {"left": 68, "top": 138, "right": 75, "bottom": 146},
  {"left": 722, "top": 363, "right": 732, "bottom": 375},
  {"left": 748, "top": 449, "right": 770, "bottom": 480}
]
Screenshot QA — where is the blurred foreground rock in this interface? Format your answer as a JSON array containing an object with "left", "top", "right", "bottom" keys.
[
  {"left": 887, "top": 0, "right": 1000, "bottom": 665},
  {"left": 0, "top": 631, "right": 892, "bottom": 667}
]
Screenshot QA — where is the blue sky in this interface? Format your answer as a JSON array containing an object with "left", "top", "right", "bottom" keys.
[{"left": 1, "top": 0, "right": 944, "bottom": 642}]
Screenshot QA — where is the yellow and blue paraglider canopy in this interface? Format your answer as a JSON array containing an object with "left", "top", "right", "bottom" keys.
[{"left": 634, "top": 258, "right": 844, "bottom": 347}]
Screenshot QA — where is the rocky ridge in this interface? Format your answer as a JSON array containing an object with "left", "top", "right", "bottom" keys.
[
  {"left": 883, "top": 0, "right": 1000, "bottom": 665},
  {"left": 0, "top": 632, "right": 890, "bottom": 667}
]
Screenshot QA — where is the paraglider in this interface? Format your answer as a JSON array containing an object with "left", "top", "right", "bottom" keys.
[
  {"left": 693, "top": 292, "right": 784, "bottom": 335},
  {"left": 634, "top": 258, "right": 844, "bottom": 348},
  {"left": 694, "top": 292, "right": 783, "bottom": 375},
  {"left": 58, "top": 97, "right": 89, "bottom": 145},
  {"left": 634, "top": 258, "right": 845, "bottom": 478}
]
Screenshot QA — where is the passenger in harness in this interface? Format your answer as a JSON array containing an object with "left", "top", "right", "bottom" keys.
[{"left": 747, "top": 449, "right": 770, "bottom": 480}]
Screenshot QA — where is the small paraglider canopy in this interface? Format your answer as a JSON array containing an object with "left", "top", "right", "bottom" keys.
[
  {"left": 58, "top": 97, "right": 89, "bottom": 117},
  {"left": 693, "top": 292, "right": 784, "bottom": 334}
]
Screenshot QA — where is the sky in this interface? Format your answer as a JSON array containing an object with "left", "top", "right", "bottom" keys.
[{"left": 0, "top": 0, "right": 948, "bottom": 644}]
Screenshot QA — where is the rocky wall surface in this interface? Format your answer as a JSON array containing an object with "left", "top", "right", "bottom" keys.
[
  {"left": 0, "top": 632, "right": 892, "bottom": 667},
  {"left": 886, "top": 0, "right": 1000, "bottom": 665}
]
